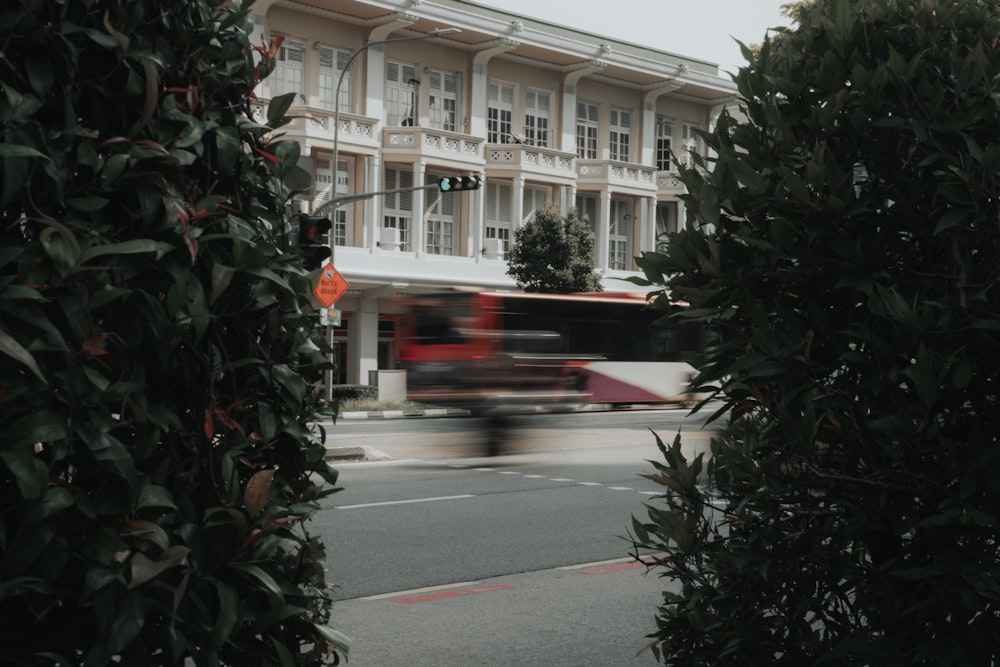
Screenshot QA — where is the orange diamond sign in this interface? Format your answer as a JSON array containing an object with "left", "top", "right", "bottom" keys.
[{"left": 313, "top": 262, "right": 349, "bottom": 308}]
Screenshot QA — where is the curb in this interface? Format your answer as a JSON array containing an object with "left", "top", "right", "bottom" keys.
[
  {"left": 326, "top": 444, "right": 392, "bottom": 461},
  {"left": 338, "top": 408, "right": 470, "bottom": 420}
]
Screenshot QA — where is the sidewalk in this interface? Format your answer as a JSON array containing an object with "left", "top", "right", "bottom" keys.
[
  {"left": 337, "top": 407, "right": 470, "bottom": 421},
  {"left": 324, "top": 403, "right": 709, "bottom": 461}
]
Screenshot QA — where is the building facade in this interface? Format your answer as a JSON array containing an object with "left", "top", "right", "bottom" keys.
[{"left": 250, "top": 0, "right": 737, "bottom": 385}]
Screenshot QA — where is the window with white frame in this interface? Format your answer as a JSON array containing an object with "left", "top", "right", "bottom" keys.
[
  {"left": 386, "top": 60, "right": 417, "bottom": 126},
  {"left": 271, "top": 37, "right": 304, "bottom": 101},
  {"left": 488, "top": 81, "right": 514, "bottom": 144},
  {"left": 609, "top": 199, "right": 631, "bottom": 270},
  {"left": 655, "top": 201, "right": 678, "bottom": 247},
  {"left": 428, "top": 69, "right": 459, "bottom": 132},
  {"left": 609, "top": 108, "right": 631, "bottom": 162},
  {"left": 318, "top": 46, "right": 351, "bottom": 111},
  {"left": 486, "top": 180, "right": 513, "bottom": 256},
  {"left": 383, "top": 167, "right": 413, "bottom": 251},
  {"left": 576, "top": 102, "right": 599, "bottom": 159},
  {"left": 575, "top": 194, "right": 598, "bottom": 237},
  {"left": 682, "top": 122, "right": 701, "bottom": 166},
  {"left": 522, "top": 185, "right": 550, "bottom": 224},
  {"left": 426, "top": 184, "right": 456, "bottom": 255},
  {"left": 655, "top": 115, "right": 674, "bottom": 172},
  {"left": 524, "top": 90, "right": 551, "bottom": 147},
  {"left": 312, "top": 156, "right": 351, "bottom": 245}
]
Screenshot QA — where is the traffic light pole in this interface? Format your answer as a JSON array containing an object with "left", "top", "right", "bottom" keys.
[{"left": 312, "top": 182, "right": 444, "bottom": 215}]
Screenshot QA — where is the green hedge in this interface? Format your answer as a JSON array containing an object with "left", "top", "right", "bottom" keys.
[
  {"left": 631, "top": 1, "right": 1000, "bottom": 664},
  {"left": 0, "top": 1, "right": 346, "bottom": 664},
  {"left": 329, "top": 385, "right": 379, "bottom": 402}
]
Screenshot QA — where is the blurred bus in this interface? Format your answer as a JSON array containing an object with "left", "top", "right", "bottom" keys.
[{"left": 395, "top": 289, "right": 702, "bottom": 412}]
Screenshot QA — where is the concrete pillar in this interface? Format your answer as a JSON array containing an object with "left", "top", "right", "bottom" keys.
[
  {"left": 512, "top": 175, "right": 525, "bottom": 231},
  {"left": 596, "top": 190, "right": 611, "bottom": 271},
  {"left": 365, "top": 154, "right": 381, "bottom": 251},
  {"left": 412, "top": 161, "right": 426, "bottom": 255},
  {"left": 348, "top": 295, "right": 380, "bottom": 384}
]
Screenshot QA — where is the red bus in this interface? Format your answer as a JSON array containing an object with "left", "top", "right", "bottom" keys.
[{"left": 395, "top": 289, "right": 702, "bottom": 411}]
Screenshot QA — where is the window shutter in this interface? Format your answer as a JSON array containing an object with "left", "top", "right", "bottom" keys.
[
  {"left": 398, "top": 170, "right": 413, "bottom": 211},
  {"left": 500, "top": 83, "right": 513, "bottom": 105},
  {"left": 282, "top": 41, "right": 304, "bottom": 63}
]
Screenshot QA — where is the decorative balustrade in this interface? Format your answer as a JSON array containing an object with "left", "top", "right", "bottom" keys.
[
  {"left": 382, "top": 127, "right": 483, "bottom": 164},
  {"left": 576, "top": 160, "right": 658, "bottom": 193},
  {"left": 485, "top": 144, "right": 575, "bottom": 179}
]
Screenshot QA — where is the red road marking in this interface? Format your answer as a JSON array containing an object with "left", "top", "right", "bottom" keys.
[
  {"left": 577, "top": 563, "right": 645, "bottom": 575},
  {"left": 390, "top": 584, "right": 514, "bottom": 604}
]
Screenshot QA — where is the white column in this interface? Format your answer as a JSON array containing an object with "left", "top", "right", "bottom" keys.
[
  {"left": 596, "top": 190, "right": 611, "bottom": 271},
  {"left": 644, "top": 196, "right": 658, "bottom": 252},
  {"left": 365, "top": 155, "right": 381, "bottom": 251},
  {"left": 470, "top": 186, "right": 484, "bottom": 259},
  {"left": 411, "top": 162, "right": 426, "bottom": 256},
  {"left": 512, "top": 176, "right": 525, "bottom": 229},
  {"left": 348, "top": 294, "right": 380, "bottom": 385},
  {"left": 561, "top": 185, "right": 575, "bottom": 217}
]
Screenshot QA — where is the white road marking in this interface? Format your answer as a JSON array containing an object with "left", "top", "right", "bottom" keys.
[
  {"left": 557, "top": 557, "right": 632, "bottom": 571},
  {"left": 336, "top": 494, "right": 475, "bottom": 510},
  {"left": 361, "top": 581, "right": 481, "bottom": 601}
]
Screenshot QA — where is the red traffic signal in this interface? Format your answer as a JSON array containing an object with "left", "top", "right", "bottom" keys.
[{"left": 297, "top": 213, "right": 333, "bottom": 269}]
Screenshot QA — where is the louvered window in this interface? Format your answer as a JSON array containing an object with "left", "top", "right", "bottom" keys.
[
  {"left": 426, "top": 183, "right": 456, "bottom": 255},
  {"left": 311, "top": 157, "right": 350, "bottom": 245},
  {"left": 575, "top": 194, "right": 598, "bottom": 237},
  {"left": 386, "top": 61, "right": 417, "bottom": 126},
  {"left": 383, "top": 167, "right": 413, "bottom": 251},
  {"left": 487, "top": 81, "right": 514, "bottom": 144},
  {"left": 272, "top": 37, "right": 304, "bottom": 101},
  {"left": 655, "top": 201, "right": 678, "bottom": 246},
  {"left": 609, "top": 199, "right": 631, "bottom": 270},
  {"left": 318, "top": 46, "right": 351, "bottom": 111},
  {"left": 524, "top": 90, "right": 551, "bottom": 147},
  {"left": 521, "top": 186, "right": 550, "bottom": 225},
  {"left": 576, "top": 102, "right": 599, "bottom": 159},
  {"left": 682, "top": 122, "right": 701, "bottom": 167},
  {"left": 609, "top": 108, "right": 631, "bottom": 162},
  {"left": 485, "top": 180, "right": 513, "bottom": 256},
  {"left": 656, "top": 115, "right": 674, "bottom": 172},
  {"left": 428, "top": 69, "right": 459, "bottom": 132}
]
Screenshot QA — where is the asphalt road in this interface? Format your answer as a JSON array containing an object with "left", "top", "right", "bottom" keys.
[{"left": 313, "top": 410, "right": 717, "bottom": 665}]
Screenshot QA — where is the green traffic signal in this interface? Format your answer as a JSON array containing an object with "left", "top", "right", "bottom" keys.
[{"left": 437, "top": 175, "right": 483, "bottom": 192}]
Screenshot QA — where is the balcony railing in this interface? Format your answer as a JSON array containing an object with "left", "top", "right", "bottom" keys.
[
  {"left": 576, "top": 159, "right": 658, "bottom": 194},
  {"left": 485, "top": 143, "right": 576, "bottom": 181},
  {"left": 656, "top": 172, "right": 686, "bottom": 195},
  {"left": 251, "top": 101, "right": 379, "bottom": 153},
  {"left": 382, "top": 126, "right": 484, "bottom": 165}
]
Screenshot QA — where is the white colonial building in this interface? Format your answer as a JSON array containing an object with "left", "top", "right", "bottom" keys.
[{"left": 250, "top": 0, "right": 737, "bottom": 384}]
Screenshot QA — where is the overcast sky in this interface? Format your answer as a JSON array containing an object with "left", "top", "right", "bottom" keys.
[{"left": 480, "top": 0, "right": 793, "bottom": 75}]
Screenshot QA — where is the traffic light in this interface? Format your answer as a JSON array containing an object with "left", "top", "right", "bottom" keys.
[
  {"left": 437, "top": 174, "right": 483, "bottom": 192},
  {"left": 297, "top": 213, "right": 332, "bottom": 269}
]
